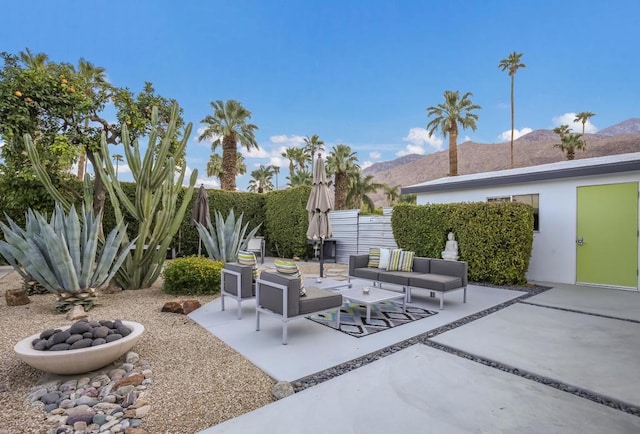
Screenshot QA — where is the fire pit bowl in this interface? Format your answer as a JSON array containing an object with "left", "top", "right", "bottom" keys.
[{"left": 14, "top": 320, "right": 144, "bottom": 375}]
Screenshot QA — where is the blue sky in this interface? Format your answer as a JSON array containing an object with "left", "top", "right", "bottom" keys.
[{"left": 2, "top": 0, "right": 639, "bottom": 190}]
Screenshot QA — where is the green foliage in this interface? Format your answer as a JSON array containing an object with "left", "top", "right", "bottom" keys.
[
  {"left": 162, "top": 256, "right": 223, "bottom": 295},
  {"left": 392, "top": 202, "right": 533, "bottom": 285},
  {"left": 196, "top": 209, "right": 262, "bottom": 262},
  {"left": 265, "top": 186, "right": 311, "bottom": 258},
  {"left": 0, "top": 204, "right": 134, "bottom": 312}
]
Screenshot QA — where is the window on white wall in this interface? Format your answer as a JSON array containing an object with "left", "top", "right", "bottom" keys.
[{"left": 488, "top": 194, "right": 539, "bottom": 231}]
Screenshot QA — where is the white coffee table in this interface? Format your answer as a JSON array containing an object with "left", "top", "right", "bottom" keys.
[
  {"left": 339, "top": 286, "right": 406, "bottom": 322},
  {"left": 304, "top": 277, "right": 352, "bottom": 291}
]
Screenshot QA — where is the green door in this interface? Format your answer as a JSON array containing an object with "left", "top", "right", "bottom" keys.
[{"left": 576, "top": 182, "right": 638, "bottom": 289}]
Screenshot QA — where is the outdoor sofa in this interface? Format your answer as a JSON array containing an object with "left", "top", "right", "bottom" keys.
[
  {"left": 348, "top": 251, "right": 468, "bottom": 309},
  {"left": 255, "top": 270, "right": 343, "bottom": 345}
]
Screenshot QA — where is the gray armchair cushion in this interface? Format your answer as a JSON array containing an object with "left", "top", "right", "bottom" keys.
[
  {"left": 378, "top": 271, "right": 412, "bottom": 286},
  {"left": 258, "top": 271, "right": 301, "bottom": 317},
  {"left": 298, "top": 287, "right": 342, "bottom": 315},
  {"left": 223, "top": 263, "right": 255, "bottom": 298},
  {"left": 349, "top": 254, "right": 369, "bottom": 276},
  {"left": 409, "top": 274, "right": 462, "bottom": 292}
]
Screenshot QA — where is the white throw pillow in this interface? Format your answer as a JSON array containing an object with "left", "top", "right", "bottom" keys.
[{"left": 378, "top": 248, "right": 392, "bottom": 270}]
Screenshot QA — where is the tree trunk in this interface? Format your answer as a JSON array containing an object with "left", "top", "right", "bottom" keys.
[
  {"left": 221, "top": 135, "right": 237, "bottom": 191},
  {"left": 334, "top": 172, "right": 348, "bottom": 210},
  {"left": 86, "top": 149, "right": 107, "bottom": 216},
  {"left": 510, "top": 74, "right": 515, "bottom": 168},
  {"left": 449, "top": 123, "right": 458, "bottom": 176},
  {"left": 567, "top": 149, "right": 575, "bottom": 160},
  {"left": 76, "top": 149, "right": 86, "bottom": 180}
]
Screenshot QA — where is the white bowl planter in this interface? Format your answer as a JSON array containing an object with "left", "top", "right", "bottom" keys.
[{"left": 14, "top": 320, "right": 144, "bottom": 375}]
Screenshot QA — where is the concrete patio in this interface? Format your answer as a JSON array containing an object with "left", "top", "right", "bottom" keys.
[{"left": 192, "top": 265, "right": 640, "bottom": 434}]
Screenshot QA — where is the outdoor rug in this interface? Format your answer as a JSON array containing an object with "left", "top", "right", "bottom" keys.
[{"left": 307, "top": 301, "right": 437, "bottom": 338}]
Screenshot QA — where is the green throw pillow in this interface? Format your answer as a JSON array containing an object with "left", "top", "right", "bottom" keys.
[
  {"left": 274, "top": 259, "right": 306, "bottom": 296},
  {"left": 367, "top": 247, "right": 380, "bottom": 268},
  {"left": 238, "top": 250, "right": 258, "bottom": 281},
  {"left": 387, "top": 250, "right": 414, "bottom": 272}
]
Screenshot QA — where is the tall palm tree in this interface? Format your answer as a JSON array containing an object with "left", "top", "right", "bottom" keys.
[
  {"left": 553, "top": 124, "right": 571, "bottom": 139},
  {"left": 303, "top": 134, "right": 325, "bottom": 176},
  {"left": 75, "top": 58, "right": 108, "bottom": 180},
  {"left": 281, "top": 147, "right": 307, "bottom": 179},
  {"left": 206, "top": 153, "right": 246, "bottom": 185},
  {"left": 326, "top": 144, "right": 360, "bottom": 210},
  {"left": 554, "top": 133, "right": 586, "bottom": 160},
  {"left": 112, "top": 154, "right": 123, "bottom": 179},
  {"left": 426, "top": 90, "right": 481, "bottom": 176},
  {"left": 198, "top": 100, "right": 258, "bottom": 190},
  {"left": 346, "top": 172, "right": 385, "bottom": 212},
  {"left": 498, "top": 51, "right": 526, "bottom": 168},
  {"left": 19, "top": 48, "right": 49, "bottom": 70},
  {"left": 248, "top": 164, "right": 275, "bottom": 193},
  {"left": 287, "top": 169, "right": 312, "bottom": 187},
  {"left": 574, "top": 111, "right": 596, "bottom": 139},
  {"left": 383, "top": 184, "right": 401, "bottom": 206}
]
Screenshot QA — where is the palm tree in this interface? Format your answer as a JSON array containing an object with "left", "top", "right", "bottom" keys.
[
  {"left": 574, "top": 111, "right": 596, "bottom": 139},
  {"left": 553, "top": 124, "right": 571, "bottom": 139},
  {"left": 19, "top": 48, "right": 49, "bottom": 70},
  {"left": 112, "top": 154, "right": 124, "bottom": 179},
  {"left": 326, "top": 144, "right": 360, "bottom": 210},
  {"left": 206, "top": 153, "right": 246, "bottom": 185},
  {"left": 272, "top": 165, "right": 280, "bottom": 189},
  {"left": 554, "top": 133, "right": 586, "bottom": 160},
  {"left": 198, "top": 100, "right": 258, "bottom": 190},
  {"left": 75, "top": 58, "right": 108, "bottom": 180},
  {"left": 281, "top": 147, "right": 307, "bottom": 179},
  {"left": 383, "top": 184, "right": 401, "bottom": 206},
  {"left": 498, "top": 51, "right": 526, "bottom": 168},
  {"left": 346, "top": 172, "right": 385, "bottom": 212},
  {"left": 287, "top": 169, "right": 312, "bottom": 187},
  {"left": 248, "top": 164, "right": 275, "bottom": 193},
  {"left": 303, "top": 134, "right": 325, "bottom": 176},
  {"left": 426, "top": 90, "right": 481, "bottom": 176}
]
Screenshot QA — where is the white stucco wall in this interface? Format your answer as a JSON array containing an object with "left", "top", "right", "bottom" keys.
[{"left": 416, "top": 172, "right": 640, "bottom": 284}]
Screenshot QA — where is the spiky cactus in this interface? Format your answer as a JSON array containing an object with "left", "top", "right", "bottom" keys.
[
  {"left": 196, "top": 209, "right": 262, "bottom": 262},
  {"left": 93, "top": 103, "right": 198, "bottom": 289},
  {"left": 0, "top": 204, "right": 134, "bottom": 312}
]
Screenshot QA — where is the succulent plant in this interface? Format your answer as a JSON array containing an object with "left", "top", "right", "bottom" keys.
[
  {"left": 0, "top": 204, "right": 135, "bottom": 312},
  {"left": 196, "top": 209, "right": 262, "bottom": 262}
]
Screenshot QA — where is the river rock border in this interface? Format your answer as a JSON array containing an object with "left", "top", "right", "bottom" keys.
[{"left": 27, "top": 351, "right": 151, "bottom": 434}]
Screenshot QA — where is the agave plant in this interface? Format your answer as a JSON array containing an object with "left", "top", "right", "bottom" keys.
[
  {"left": 196, "top": 209, "right": 262, "bottom": 262},
  {"left": 0, "top": 204, "right": 135, "bottom": 312}
]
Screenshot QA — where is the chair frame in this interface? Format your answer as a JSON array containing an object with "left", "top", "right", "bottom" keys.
[
  {"left": 221, "top": 268, "right": 255, "bottom": 319},
  {"left": 255, "top": 278, "right": 341, "bottom": 345}
]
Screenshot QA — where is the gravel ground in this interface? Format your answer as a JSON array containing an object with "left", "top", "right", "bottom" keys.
[{"left": 0, "top": 269, "right": 276, "bottom": 434}]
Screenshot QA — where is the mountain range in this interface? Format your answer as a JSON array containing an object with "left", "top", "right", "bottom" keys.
[{"left": 364, "top": 118, "right": 640, "bottom": 207}]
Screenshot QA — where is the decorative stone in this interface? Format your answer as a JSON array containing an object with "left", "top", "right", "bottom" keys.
[
  {"left": 115, "top": 373, "right": 144, "bottom": 389},
  {"left": 182, "top": 299, "right": 201, "bottom": 314},
  {"left": 66, "top": 409, "right": 96, "bottom": 425},
  {"left": 66, "top": 305, "right": 88, "bottom": 321},
  {"left": 134, "top": 404, "right": 151, "bottom": 417},
  {"left": 272, "top": 381, "right": 294, "bottom": 400},
  {"left": 161, "top": 299, "right": 202, "bottom": 314},
  {"left": 5, "top": 287, "right": 30, "bottom": 306},
  {"left": 92, "top": 413, "right": 107, "bottom": 426},
  {"left": 124, "top": 428, "right": 147, "bottom": 434},
  {"left": 125, "top": 352, "right": 139, "bottom": 364},
  {"left": 41, "top": 391, "right": 61, "bottom": 404},
  {"left": 69, "top": 322, "right": 92, "bottom": 335},
  {"left": 73, "top": 420, "right": 87, "bottom": 431},
  {"left": 161, "top": 301, "right": 182, "bottom": 313}
]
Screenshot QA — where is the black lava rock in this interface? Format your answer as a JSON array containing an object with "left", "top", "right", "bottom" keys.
[
  {"left": 50, "top": 330, "right": 71, "bottom": 345},
  {"left": 83, "top": 332, "right": 93, "bottom": 339},
  {"left": 92, "top": 326, "right": 109, "bottom": 339},
  {"left": 49, "top": 343, "right": 70, "bottom": 351},
  {"left": 92, "top": 338, "right": 106, "bottom": 346},
  {"left": 116, "top": 325, "right": 131, "bottom": 337},
  {"left": 99, "top": 320, "right": 114, "bottom": 328},
  {"left": 69, "top": 321, "right": 92, "bottom": 335},
  {"left": 39, "top": 328, "right": 57, "bottom": 339},
  {"left": 33, "top": 340, "right": 49, "bottom": 351},
  {"left": 105, "top": 334, "right": 123, "bottom": 343},
  {"left": 69, "top": 338, "right": 93, "bottom": 350}
]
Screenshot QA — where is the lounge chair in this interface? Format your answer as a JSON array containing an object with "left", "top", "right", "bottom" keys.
[{"left": 221, "top": 263, "right": 256, "bottom": 319}]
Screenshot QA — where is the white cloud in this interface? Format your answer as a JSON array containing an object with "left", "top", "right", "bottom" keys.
[
  {"left": 369, "top": 151, "right": 381, "bottom": 159},
  {"left": 269, "top": 134, "right": 305, "bottom": 146},
  {"left": 241, "top": 146, "right": 269, "bottom": 158},
  {"left": 269, "top": 156, "right": 285, "bottom": 168},
  {"left": 396, "top": 127, "right": 444, "bottom": 156},
  {"left": 361, "top": 161, "right": 373, "bottom": 170},
  {"left": 113, "top": 163, "right": 132, "bottom": 175},
  {"left": 183, "top": 165, "right": 219, "bottom": 188},
  {"left": 552, "top": 112, "right": 598, "bottom": 134},
  {"left": 497, "top": 127, "right": 533, "bottom": 142},
  {"left": 462, "top": 136, "right": 471, "bottom": 143},
  {"left": 0, "top": 139, "right": 4, "bottom": 148}
]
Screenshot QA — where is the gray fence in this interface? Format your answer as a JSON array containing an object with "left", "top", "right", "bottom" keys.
[{"left": 330, "top": 208, "right": 398, "bottom": 264}]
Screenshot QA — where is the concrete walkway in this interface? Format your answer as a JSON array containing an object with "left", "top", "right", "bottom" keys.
[{"left": 196, "top": 279, "right": 640, "bottom": 433}]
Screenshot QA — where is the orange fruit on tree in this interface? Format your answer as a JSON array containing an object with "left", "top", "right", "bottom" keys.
[{"left": 14, "top": 91, "right": 22, "bottom": 97}]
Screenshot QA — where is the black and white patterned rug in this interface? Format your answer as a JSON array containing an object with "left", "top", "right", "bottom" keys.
[{"left": 308, "top": 301, "right": 437, "bottom": 338}]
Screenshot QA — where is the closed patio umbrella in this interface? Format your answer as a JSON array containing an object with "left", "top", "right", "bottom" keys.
[
  {"left": 191, "top": 184, "right": 210, "bottom": 256},
  {"left": 306, "top": 154, "right": 333, "bottom": 277}
]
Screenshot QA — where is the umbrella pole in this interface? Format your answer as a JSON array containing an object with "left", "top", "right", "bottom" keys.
[{"left": 320, "top": 239, "right": 324, "bottom": 278}]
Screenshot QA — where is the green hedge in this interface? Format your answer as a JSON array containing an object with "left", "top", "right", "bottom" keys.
[
  {"left": 392, "top": 202, "right": 534, "bottom": 285},
  {"left": 265, "top": 186, "right": 311, "bottom": 259},
  {"left": 162, "top": 256, "right": 223, "bottom": 295}
]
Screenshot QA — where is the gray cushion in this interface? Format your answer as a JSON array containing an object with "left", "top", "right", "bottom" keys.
[
  {"left": 223, "top": 263, "right": 255, "bottom": 298},
  {"left": 412, "top": 257, "right": 430, "bottom": 274},
  {"left": 409, "top": 273, "right": 463, "bottom": 292},
  {"left": 258, "top": 271, "right": 301, "bottom": 317},
  {"left": 377, "top": 271, "right": 411, "bottom": 286},
  {"left": 349, "top": 254, "right": 369, "bottom": 276},
  {"left": 352, "top": 267, "right": 380, "bottom": 280},
  {"left": 298, "top": 287, "right": 343, "bottom": 315},
  {"left": 430, "top": 259, "right": 468, "bottom": 287}
]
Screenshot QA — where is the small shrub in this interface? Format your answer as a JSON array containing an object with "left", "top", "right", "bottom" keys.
[{"left": 162, "top": 256, "right": 223, "bottom": 295}]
